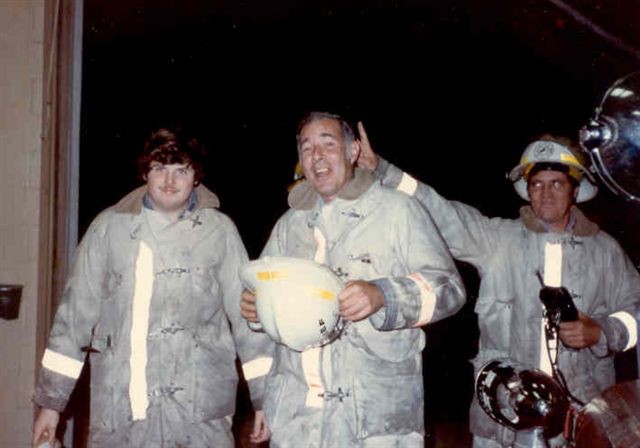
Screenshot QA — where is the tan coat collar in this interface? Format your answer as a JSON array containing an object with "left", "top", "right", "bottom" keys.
[
  {"left": 113, "top": 184, "right": 220, "bottom": 215},
  {"left": 520, "top": 205, "right": 599, "bottom": 236},
  {"left": 287, "top": 168, "right": 376, "bottom": 210}
]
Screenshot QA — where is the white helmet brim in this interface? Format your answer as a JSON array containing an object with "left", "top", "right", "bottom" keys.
[{"left": 509, "top": 139, "right": 598, "bottom": 202}]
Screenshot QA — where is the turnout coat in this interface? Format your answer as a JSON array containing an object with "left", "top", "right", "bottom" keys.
[
  {"left": 261, "top": 170, "right": 465, "bottom": 448},
  {"left": 34, "top": 185, "right": 274, "bottom": 447},
  {"left": 374, "top": 158, "right": 640, "bottom": 446}
]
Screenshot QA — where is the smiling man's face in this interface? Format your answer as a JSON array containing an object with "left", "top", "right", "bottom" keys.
[
  {"left": 145, "top": 161, "right": 195, "bottom": 220},
  {"left": 298, "top": 118, "right": 356, "bottom": 202}
]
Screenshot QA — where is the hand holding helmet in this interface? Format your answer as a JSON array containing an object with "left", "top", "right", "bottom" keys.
[
  {"left": 240, "top": 289, "right": 260, "bottom": 323},
  {"left": 239, "top": 256, "right": 344, "bottom": 352},
  {"left": 338, "top": 279, "right": 385, "bottom": 322}
]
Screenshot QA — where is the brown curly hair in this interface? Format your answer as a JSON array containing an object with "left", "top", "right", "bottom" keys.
[{"left": 136, "top": 127, "right": 206, "bottom": 185}]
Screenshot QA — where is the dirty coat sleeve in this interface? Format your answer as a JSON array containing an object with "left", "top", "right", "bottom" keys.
[
  {"left": 261, "top": 199, "right": 466, "bottom": 331},
  {"left": 219, "top": 219, "right": 274, "bottom": 410},
  {"left": 375, "top": 158, "right": 640, "bottom": 352},
  {"left": 33, "top": 212, "right": 111, "bottom": 411},
  {"left": 374, "top": 157, "right": 509, "bottom": 270},
  {"left": 592, "top": 236, "right": 640, "bottom": 354},
  {"left": 368, "top": 193, "right": 466, "bottom": 330}
]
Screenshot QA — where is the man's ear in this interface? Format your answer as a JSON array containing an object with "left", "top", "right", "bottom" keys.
[{"left": 349, "top": 140, "right": 361, "bottom": 164}]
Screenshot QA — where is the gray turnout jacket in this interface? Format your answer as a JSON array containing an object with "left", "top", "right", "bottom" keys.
[
  {"left": 261, "top": 169, "right": 465, "bottom": 447},
  {"left": 34, "top": 185, "right": 274, "bottom": 447},
  {"left": 375, "top": 158, "right": 640, "bottom": 445}
]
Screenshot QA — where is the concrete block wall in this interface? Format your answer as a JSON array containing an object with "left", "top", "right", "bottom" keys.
[{"left": 0, "top": 0, "right": 45, "bottom": 446}]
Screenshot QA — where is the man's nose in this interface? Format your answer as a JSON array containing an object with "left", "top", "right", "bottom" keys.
[
  {"left": 541, "top": 183, "right": 554, "bottom": 197},
  {"left": 165, "top": 170, "right": 175, "bottom": 185},
  {"left": 312, "top": 144, "right": 324, "bottom": 160}
]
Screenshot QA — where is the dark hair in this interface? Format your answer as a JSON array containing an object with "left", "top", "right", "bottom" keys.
[
  {"left": 295, "top": 111, "right": 356, "bottom": 152},
  {"left": 527, "top": 162, "right": 579, "bottom": 188},
  {"left": 136, "top": 127, "right": 206, "bottom": 184}
]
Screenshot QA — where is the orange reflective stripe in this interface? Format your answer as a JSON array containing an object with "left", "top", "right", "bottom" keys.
[
  {"left": 257, "top": 270, "right": 289, "bottom": 281},
  {"left": 305, "top": 286, "right": 335, "bottom": 301}
]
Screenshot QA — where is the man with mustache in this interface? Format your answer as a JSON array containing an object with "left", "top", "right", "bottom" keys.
[{"left": 32, "top": 127, "right": 273, "bottom": 447}]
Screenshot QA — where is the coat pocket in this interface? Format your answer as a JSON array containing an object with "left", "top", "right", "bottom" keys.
[
  {"left": 192, "top": 354, "right": 238, "bottom": 421},
  {"left": 89, "top": 360, "right": 116, "bottom": 435},
  {"left": 88, "top": 332, "right": 119, "bottom": 435},
  {"left": 350, "top": 320, "right": 424, "bottom": 362},
  {"left": 352, "top": 355, "right": 424, "bottom": 439},
  {"left": 474, "top": 296, "right": 514, "bottom": 350}
]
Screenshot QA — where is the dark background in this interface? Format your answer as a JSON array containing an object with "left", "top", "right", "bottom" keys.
[{"left": 77, "top": 1, "right": 640, "bottom": 445}]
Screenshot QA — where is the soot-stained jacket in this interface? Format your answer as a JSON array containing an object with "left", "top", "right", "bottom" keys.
[
  {"left": 34, "top": 185, "right": 274, "bottom": 447},
  {"left": 260, "top": 169, "right": 465, "bottom": 448},
  {"left": 374, "top": 158, "right": 640, "bottom": 446}
]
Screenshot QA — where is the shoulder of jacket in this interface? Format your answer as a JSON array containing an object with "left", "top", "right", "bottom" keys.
[
  {"left": 269, "top": 208, "right": 309, "bottom": 237},
  {"left": 82, "top": 207, "right": 123, "bottom": 240},
  {"left": 280, "top": 206, "right": 307, "bottom": 222},
  {"left": 374, "top": 183, "right": 419, "bottom": 209},
  {"left": 196, "top": 207, "right": 239, "bottom": 230},
  {"left": 587, "top": 228, "right": 624, "bottom": 250}
]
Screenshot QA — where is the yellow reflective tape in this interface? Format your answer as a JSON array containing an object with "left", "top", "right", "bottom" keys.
[
  {"left": 257, "top": 270, "right": 289, "bottom": 281},
  {"left": 560, "top": 153, "right": 579, "bottom": 164},
  {"left": 306, "top": 286, "right": 335, "bottom": 301},
  {"left": 523, "top": 164, "right": 533, "bottom": 177}
]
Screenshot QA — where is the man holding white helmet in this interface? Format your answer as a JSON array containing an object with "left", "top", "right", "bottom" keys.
[
  {"left": 241, "top": 111, "right": 466, "bottom": 447},
  {"left": 357, "top": 126, "right": 640, "bottom": 447}
]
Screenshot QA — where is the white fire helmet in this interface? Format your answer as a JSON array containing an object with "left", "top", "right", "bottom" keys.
[
  {"left": 240, "top": 256, "right": 344, "bottom": 352},
  {"left": 508, "top": 138, "right": 598, "bottom": 202}
]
